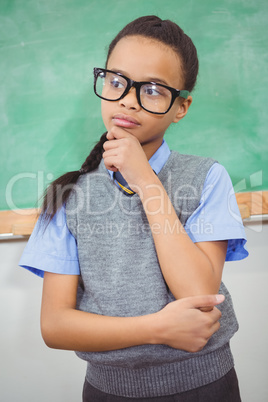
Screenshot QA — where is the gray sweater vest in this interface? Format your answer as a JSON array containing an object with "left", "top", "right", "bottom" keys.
[{"left": 66, "top": 151, "right": 238, "bottom": 398}]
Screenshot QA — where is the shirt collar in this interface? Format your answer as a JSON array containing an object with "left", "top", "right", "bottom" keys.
[{"left": 107, "top": 139, "right": 171, "bottom": 179}]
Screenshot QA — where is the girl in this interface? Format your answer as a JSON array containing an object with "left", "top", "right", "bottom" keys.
[{"left": 20, "top": 16, "right": 248, "bottom": 401}]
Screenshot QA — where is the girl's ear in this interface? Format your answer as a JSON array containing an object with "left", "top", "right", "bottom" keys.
[{"left": 173, "top": 96, "right": 193, "bottom": 123}]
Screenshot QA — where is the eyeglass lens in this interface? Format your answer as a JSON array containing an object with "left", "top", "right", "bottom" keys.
[{"left": 95, "top": 71, "right": 172, "bottom": 114}]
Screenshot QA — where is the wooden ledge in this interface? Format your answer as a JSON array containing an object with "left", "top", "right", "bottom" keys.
[
  {"left": 0, "top": 191, "right": 267, "bottom": 236},
  {"left": 235, "top": 191, "right": 268, "bottom": 219},
  {"left": 0, "top": 208, "right": 40, "bottom": 236}
]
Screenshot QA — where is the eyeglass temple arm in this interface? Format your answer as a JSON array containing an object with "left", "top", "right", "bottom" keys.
[{"left": 179, "top": 90, "right": 189, "bottom": 99}]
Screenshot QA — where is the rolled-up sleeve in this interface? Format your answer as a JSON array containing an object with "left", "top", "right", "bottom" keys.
[
  {"left": 19, "top": 207, "right": 80, "bottom": 278},
  {"left": 184, "top": 163, "right": 248, "bottom": 261}
]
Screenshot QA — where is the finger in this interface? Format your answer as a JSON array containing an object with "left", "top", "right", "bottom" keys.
[
  {"left": 103, "top": 155, "right": 120, "bottom": 172},
  {"left": 103, "top": 139, "right": 122, "bottom": 151},
  {"left": 181, "top": 294, "right": 225, "bottom": 310},
  {"left": 213, "top": 319, "right": 221, "bottom": 332},
  {"left": 107, "top": 127, "right": 130, "bottom": 141},
  {"left": 102, "top": 149, "right": 119, "bottom": 159},
  {"left": 205, "top": 319, "right": 221, "bottom": 341},
  {"left": 208, "top": 306, "right": 222, "bottom": 321},
  {"left": 215, "top": 310, "right": 222, "bottom": 324},
  {"left": 209, "top": 317, "right": 221, "bottom": 335},
  {"left": 199, "top": 306, "right": 214, "bottom": 312}
]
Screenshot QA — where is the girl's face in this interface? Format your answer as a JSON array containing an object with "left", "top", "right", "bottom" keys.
[{"left": 102, "top": 35, "right": 192, "bottom": 159}]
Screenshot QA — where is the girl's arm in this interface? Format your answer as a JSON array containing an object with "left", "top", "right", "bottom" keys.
[
  {"left": 139, "top": 177, "right": 227, "bottom": 299},
  {"left": 103, "top": 128, "right": 227, "bottom": 300},
  {"left": 41, "top": 272, "right": 224, "bottom": 352}
]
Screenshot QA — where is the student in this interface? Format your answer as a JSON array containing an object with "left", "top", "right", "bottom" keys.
[{"left": 20, "top": 15, "right": 248, "bottom": 401}]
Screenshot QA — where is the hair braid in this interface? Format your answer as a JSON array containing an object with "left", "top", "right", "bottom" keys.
[
  {"left": 80, "top": 132, "right": 107, "bottom": 173},
  {"left": 41, "top": 132, "right": 107, "bottom": 223}
]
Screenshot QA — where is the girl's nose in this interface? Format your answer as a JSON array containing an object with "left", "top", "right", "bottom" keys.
[{"left": 118, "top": 87, "right": 141, "bottom": 110}]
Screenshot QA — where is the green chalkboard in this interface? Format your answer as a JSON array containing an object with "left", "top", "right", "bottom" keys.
[{"left": 1, "top": 0, "right": 267, "bottom": 211}]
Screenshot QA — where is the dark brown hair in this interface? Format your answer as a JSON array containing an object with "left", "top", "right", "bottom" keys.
[{"left": 41, "top": 15, "right": 199, "bottom": 222}]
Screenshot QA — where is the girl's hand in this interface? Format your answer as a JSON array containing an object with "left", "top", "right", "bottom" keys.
[
  {"left": 102, "top": 127, "right": 156, "bottom": 195},
  {"left": 153, "top": 295, "right": 224, "bottom": 353}
]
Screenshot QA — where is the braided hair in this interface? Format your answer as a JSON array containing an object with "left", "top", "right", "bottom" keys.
[{"left": 41, "top": 16, "right": 198, "bottom": 222}]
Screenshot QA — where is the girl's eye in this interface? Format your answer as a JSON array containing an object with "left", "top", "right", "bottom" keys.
[
  {"left": 109, "top": 76, "right": 125, "bottom": 89},
  {"left": 142, "top": 84, "right": 161, "bottom": 96}
]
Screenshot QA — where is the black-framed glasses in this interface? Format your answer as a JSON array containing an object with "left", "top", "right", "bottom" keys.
[{"left": 93, "top": 67, "right": 189, "bottom": 115}]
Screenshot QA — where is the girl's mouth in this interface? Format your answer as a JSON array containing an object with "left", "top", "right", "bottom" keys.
[{"left": 112, "top": 114, "right": 140, "bottom": 128}]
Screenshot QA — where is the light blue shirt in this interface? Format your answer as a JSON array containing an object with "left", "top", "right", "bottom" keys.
[{"left": 19, "top": 140, "right": 248, "bottom": 278}]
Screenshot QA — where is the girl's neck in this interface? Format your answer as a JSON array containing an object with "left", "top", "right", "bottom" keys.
[{"left": 142, "top": 137, "right": 164, "bottom": 160}]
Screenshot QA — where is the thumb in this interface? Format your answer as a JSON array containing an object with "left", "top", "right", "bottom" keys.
[{"left": 181, "top": 294, "right": 225, "bottom": 309}]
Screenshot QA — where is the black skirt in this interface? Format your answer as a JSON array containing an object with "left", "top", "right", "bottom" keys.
[{"left": 82, "top": 367, "right": 241, "bottom": 402}]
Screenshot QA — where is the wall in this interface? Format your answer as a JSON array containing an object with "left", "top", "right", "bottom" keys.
[
  {"left": 0, "top": 222, "right": 267, "bottom": 401},
  {"left": 223, "top": 221, "right": 268, "bottom": 401}
]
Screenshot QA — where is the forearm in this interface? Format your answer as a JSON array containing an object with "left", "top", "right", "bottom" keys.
[
  {"left": 41, "top": 295, "right": 224, "bottom": 354},
  {"left": 41, "top": 273, "right": 156, "bottom": 352},
  {"left": 139, "top": 176, "right": 223, "bottom": 299},
  {"left": 41, "top": 308, "right": 156, "bottom": 351}
]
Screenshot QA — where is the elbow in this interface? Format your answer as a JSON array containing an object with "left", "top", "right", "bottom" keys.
[
  {"left": 41, "top": 323, "right": 56, "bottom": 349},
  {"left": 40, "top": 316, "right": 61, "bottom": 349}
]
